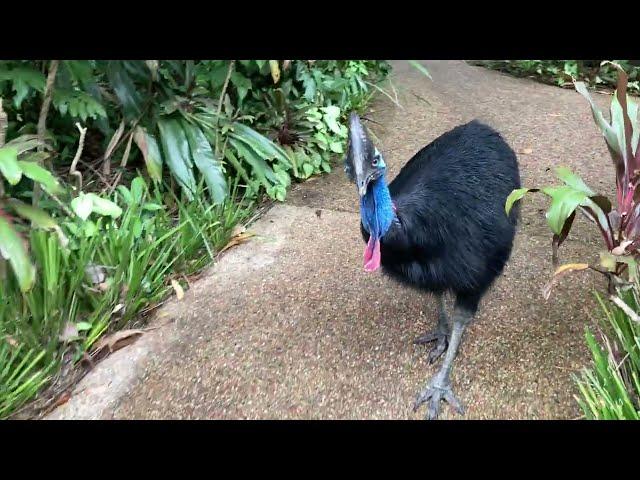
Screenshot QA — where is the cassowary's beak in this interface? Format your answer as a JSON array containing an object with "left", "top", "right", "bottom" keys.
[{"left": 347, "top": 113, "right": 376, "bottom": 198}]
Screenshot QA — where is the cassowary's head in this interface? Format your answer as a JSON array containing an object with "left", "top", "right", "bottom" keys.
[{"left": 344, "top": 113, "right": 386, "bottom": 197}]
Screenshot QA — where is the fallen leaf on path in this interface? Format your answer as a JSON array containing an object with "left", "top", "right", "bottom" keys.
[
  {"left": 90, "top": 329, "right": 145, "bottom": 357},
  {"left": 542, "top": 263, "right": 589, "bottom": 300},
  {"left": 219, "top": 231, "right": 256, "bottom": 255},
  {"left": 52, "top": 391, "right": 71, "bottom": 408},
  {"left": 230, "top": 224, "right": 246, "bottom": 237},
  {"left": 519, "top": 148, "right": 533, "bottom": 155},
  {"left": 171, "top": 279, "right": 185, "bottom": 300}
]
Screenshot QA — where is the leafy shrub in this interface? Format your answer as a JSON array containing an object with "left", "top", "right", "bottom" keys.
[
  {"left": 505, "top": 62, "right": 640, "bottom": 419},
  {"left": 0, "top": 60, "right": 391, "bottom": 204},
  {"left": 0, "top": 59, "right": 391, "bottom": 418},
  {"left": 471, "top": 60, "right": 640, "bottom": 93}
]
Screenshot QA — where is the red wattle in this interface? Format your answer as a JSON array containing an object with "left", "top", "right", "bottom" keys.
[{"left": 363, "top": 237, "right": 381, "bottom": 272}]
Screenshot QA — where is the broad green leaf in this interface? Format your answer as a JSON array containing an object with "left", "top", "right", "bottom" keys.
[
  {"left": 329, "top": 141, "right": 344, "bottom": 154},
  {"left": 223, "top": 148, "right": 251, "bottom": 184},
  {"left": 133, "top": 127, "right": 163, "bottom": 183},
  {"left": 230, "top": 72, "right": 252, "bottom": 103},
  {"left": 71, "top": 192, "right": 122, "bottom": 219},
  {"left": 228, "top": 137, "right": 275, "bottom": 188},
  {"left": 158, "top": 118, "right": 197, "bottom": 200},
  {"left": 5, "top": 134, "right": 50, "bottom": 155},
  {"left": 83, "top": 220, "right": 99, "bottom": 237},
  {"left": 53, "top": 89, "right": 107, "bottom": 121},
  {"left": 86, "top": 193, "right": 122, "bottom": 218},
  {"left": 142, "top": 203, "right": 164, "bottom": 211},
  {"left": 505, "top": 187, "right": 535, "bottom": 215},
  {"left": 106, "top": 61, "right": 144, "bottom": 120},
  {"left": 542, "top": 186, "right": 589, "bottom": 235},
  {"left": 0, "top": 66, "right": 45, "bottom": 91},
  {"left": 555, "top": 167, "right": 594, "bottom": 195},
  {"left": 0, "top": 66, "right": 45, "bottom": 109},
  {"left": 302, "top": 163, "right": 314, "bottom": 177},
  {"left": 0, "top": 216, "right": 35, "bottom": 292},
  {"left": 0, "top": 146, "right": 22, "bottom": 185},
  {"left": 71, "top": 193, "right": 93, "bottom": 220},
  {"left": 321, "top": 106, "right": 343, "bottom": 135},
  {"left": 117, "top": 185, "right": 134, "bottom": 206},
  {"left": 8, "top": 200, "right": 69, "bottom": 247},
  {"left": 18, "top": 160, "right": 63, "bottom": 194},
  {"left": 8, "top": 200, "right": 57, "bottom": 229},
  {"left": 229, "top": 122, "right": 291, "bottom": 168},
  {"left": 130, "top": 177, "right": 146, "bottom": 203},
  {"left": 76, "top": 322, "right": 92, "bottom": 331},
  {"left": 181, "top": 120, "right": 227, "bottom": 204}
]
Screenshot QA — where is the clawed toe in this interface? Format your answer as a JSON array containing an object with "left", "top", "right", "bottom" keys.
[
  {"left": 413, "top": 381, "right": 465, "bottom": 420},
  {"left": 414, "top": 331, "right": 449, "bottom": 364}
]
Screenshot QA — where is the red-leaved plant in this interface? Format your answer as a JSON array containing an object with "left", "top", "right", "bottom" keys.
[{"left": 506, "top": 62, "right": 640, "bottom": 300}]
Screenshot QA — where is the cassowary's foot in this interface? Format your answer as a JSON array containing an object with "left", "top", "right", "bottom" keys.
[
  {"left": 413, "top": 331, "right": 449, "bottom": 364},
  {"left": 413, "top": 377, "right": 465, "bottom": 420}
]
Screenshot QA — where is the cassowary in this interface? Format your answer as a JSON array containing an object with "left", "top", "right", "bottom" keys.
[{"left": 344, "top": 113, "right": 520, "bottom": 419}]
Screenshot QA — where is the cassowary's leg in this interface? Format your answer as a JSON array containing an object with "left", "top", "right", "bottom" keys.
[
  {"left": 414, "top": 293, "right": 480, "bottom": 420},
  {"left": 414, "top": 293, "right": 450, "bottom": 363}
]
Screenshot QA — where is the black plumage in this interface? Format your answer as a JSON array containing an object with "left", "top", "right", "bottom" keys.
[
  {"left": 346, "top": 115, "right": 521, "bottom": 419},
  {"left": 361, "top": 120, "right": 520, "bottom": 297}
]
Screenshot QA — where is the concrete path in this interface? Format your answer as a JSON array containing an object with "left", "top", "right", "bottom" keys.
[{"left": 48, "top": 60, "right": 614, "bottom": 420}]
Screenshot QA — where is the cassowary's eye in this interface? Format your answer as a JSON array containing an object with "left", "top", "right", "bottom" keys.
[{"left": 372, "top": 157, "right": 379, "bottom": 167}]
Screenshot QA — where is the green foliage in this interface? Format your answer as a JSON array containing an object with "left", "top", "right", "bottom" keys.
[
  {"left": 576, "top": 290, "right": 640, "bottom": 419},
  {"left": 505, "top": 64, "right": 640, "bottom": 278},
  {"left": 0, "top": 59, "right": 390, "bottom": 418},
  {"left": 0, "top": 177, "right": 253, "bottom": 418},
  {"left": 503, "top": 63, "right": 640, "bottom": 418},
  {"left": 0, "top": 339, "right": 54, "bottom": 418},
  {"left": 472, "top": 60, "right": 640, "bottom": 93}
]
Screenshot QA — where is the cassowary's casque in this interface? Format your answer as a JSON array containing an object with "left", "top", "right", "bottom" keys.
[{"left": 344, "top": 113, "right": 521, "bottom": 419}]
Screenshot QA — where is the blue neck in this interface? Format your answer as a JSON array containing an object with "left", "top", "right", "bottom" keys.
[{"left": 360, "top": 174, "right": 395, "bottom": 239}]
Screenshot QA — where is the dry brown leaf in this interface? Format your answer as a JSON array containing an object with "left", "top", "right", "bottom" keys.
[
  {"left": 90, "top": 329, "right": 145, "bottom": 357},
  {"left": 520, "top": 148, "right": 533, "bottom": 155},
  {"left": 112, "top": 303, "right": 125, "bottom": 315},
  {"left": 4, "top": 335, "right": 18, "bottom": 348},
  {"left": 171, "top": 279, "right": 185, "bottom": 300},
  {"left": 53, "top": 391, "right": 71, "bottom": 408},
  {"left": 542, "top": 263, "right": 590, "bottom": 300},
  {"left": 230, "top": 224, "right": 246, "bottom": 237},
  {"left": 219, "top": 231, "right": 256, "bottom": 255}
]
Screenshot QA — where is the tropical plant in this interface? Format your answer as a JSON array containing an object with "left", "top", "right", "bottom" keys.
[
  {"left": 506, "top": 62, "right": 640, "bottom": 290},
  {"left": 505, "top": 62, "right": 640, "bottom": 419}
]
